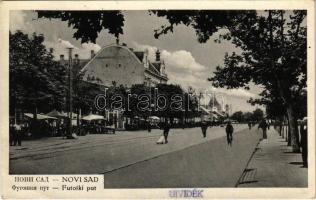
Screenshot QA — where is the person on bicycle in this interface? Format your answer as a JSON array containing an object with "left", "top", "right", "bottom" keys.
[{"left": 225, "top": 121, "right": 234, "bottom": 146}]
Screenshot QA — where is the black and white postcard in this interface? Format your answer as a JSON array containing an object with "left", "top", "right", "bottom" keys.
[{"left": 0, "top": 1, "right": 315, "bottom": 199}]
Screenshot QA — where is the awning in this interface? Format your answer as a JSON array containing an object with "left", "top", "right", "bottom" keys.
[
  {"left": 24, "top": 113, "right": 57, "bottom": 120},
  {"left": 46, "top": 110, "right": 67, "bottom": 118},
  {"left": 82, "top": 114, "right": 105, "bottom": 121},
  {"left": 46, "top": 110, "right": 78, "bottom": 119},
  {"left": 149, "top": 116, "right": 159, "bottom": 120}
]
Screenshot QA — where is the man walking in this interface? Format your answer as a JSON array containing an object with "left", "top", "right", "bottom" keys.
[
  {"left": 248, "top": 121, "right": 252, "bottom": 130},
  {"left": 225, "top": 121, "right": 234, "bottom": 146},
  {"left": 163, "top": 121, "right": 171, "bottom": 144},
  {"left": 9, "top": 120, "right": 15, "bottom": 146},
  {"left": 201, "top": 121, "right": 208, "bottom": 138},
  {"left": 299, "top": 117, "right": 308, "bottom": 168},
  {"left": 13, "top": 122, "right": 22, "bottom": 146},
  {"left": 147, "top": 121, "right": 151, "bottom": 133},
  {"left": 258, "top": 119, "right": 268, "bottom": 139}
]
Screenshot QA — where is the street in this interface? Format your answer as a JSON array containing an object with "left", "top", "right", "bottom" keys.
[
  {"left": 5, "top": 9, "right": 311, "bottom": 199},
  {"left": 10, "top": 125, "right": 262, "bottom": 187}
]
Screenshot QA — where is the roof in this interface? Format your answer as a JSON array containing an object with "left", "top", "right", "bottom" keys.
[
  {"left": 152, "top": 62, "right": 161, "bottom": 72},
  {"left": 81, "top": 43, "right": 144, "bottom": 72},
  {"left": 82, "top": 114, "right": 104, "bottom": 121},
  {"left": 24, "top": 113, "right": 57, "bottom": 120},
  {"left": 60, "top": 43, "right": 168, "bottom": 83},
  {"left": 148, "top": 62, "right": 160, "bottom": 74},
  {"left": 134, "top": 51, "right": 144, "bottom": 62}
]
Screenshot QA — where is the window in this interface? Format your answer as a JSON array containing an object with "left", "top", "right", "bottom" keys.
[
  {"left": 105, "top": 64, "right": 108, "bottom": 67},
  {"left": 118, "top": 63, "right": 121, "bottom": 67}
]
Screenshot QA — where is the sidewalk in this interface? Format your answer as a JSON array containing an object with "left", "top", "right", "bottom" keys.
[{"left": 237, "top": 128, "right": 308, "bottom": 187}]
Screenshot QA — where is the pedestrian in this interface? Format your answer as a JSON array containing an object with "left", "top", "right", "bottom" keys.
[
  {"left": 163, "top": 121, "right": 171, "bottom": 144},
  {"left": 13, "top": 122, "right": 22, "bottom": 146},
  {"left": 147, "top": 121, "right": 151, "bottom": 133},
  {"left": 9, "top": 121, "right": 15, "bottom": 146},
  {"left": 201, "top": 121, "right": 208, "bottom": 138},
  {"left": 225, "top": 121, "right": 234, "bottom": 146},
  {"left": 248, "top": 121, "right": 252, "bottom": 130},
  {"left": 299, "top": 117, "right": 308, "bottom": 168},
  {"left": 258, "top": 119, "right": 268, "bottom": 139}
]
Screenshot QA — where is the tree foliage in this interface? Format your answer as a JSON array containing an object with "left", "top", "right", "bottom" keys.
[
  {"left": 151, "top": 10, "right": 306, "bottom": 151},
  {"left": 231, "top": 108, "right": 264, "bottom": 122},
  {"left": 10, "top": 31, "right": 67, "bottom": 115},
  {"left": 37, "top": 11, "right": 125, "bottom": 43},
  {"left": 231, "top": 111, "right": 244, "bottom": 122},
  {"left": 150, "top": 10, "right": 256, "bottom": 43}
]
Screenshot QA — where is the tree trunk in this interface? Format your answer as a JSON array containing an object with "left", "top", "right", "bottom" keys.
[
  {"left": 287, "top": 122, "right": 291, "bottom": 146},
  {"left": 286, "top": 103, "right": 300, "bottom": 152},
  {"left": 275, "top": 77, "right": 299, "bottom": 151},
  {"left": 279, "top": 123, "right": 282, "bottom": 136}
]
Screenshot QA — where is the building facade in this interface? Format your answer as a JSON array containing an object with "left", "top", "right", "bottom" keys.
[
  {"left": 58, "top": 43, "right": 169, "bottom": 130},
  {"left": 80, "top": 43, "right": 168, "bottom": 87}
]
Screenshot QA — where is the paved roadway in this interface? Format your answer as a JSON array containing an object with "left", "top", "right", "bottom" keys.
[
  {"left": 10, "top": 125, "right": 261, "bottom": 187},
  {"left": 103, "top": 126, "right": 261, "bottom": 188}
]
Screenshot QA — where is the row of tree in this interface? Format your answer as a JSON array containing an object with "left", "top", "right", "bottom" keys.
[
  {"left": 230, "top": 108, "right": 264, "bottom": 123},
  {"left": 150, "top": 10, "right": 307, "bottom": 152}
]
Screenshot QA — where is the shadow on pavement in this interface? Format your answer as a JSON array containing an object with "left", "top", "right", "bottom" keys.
[{"left": 289, "top": 161, "right": 303, "bottom": 165}]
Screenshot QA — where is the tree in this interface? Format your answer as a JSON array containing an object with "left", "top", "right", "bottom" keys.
[
  {"left": 10, "top": 31, "right": 67, "bottom": 118},
  {"left": 124, "top": 84, "right": 151, "bottom": 119},
  {"left": 231, "top": 111, "right": 244, "bottom": 122},
  {"left": 37, "top": 11, "right": 125, "bottom": 43},
  {"left": 252, "top": 108, "right": 264, "bottom": 122},
  {"left": 123, "top": 83, "right": 198, "bottom": 124},
  {"left": 210, "top": 11, "right": 306, "bottom": 152},
  {"left": 243, "top": 112, "right": 253, "bottom": 122},
  {"left": 151, "top": 10, "right": 306, "bottom": 152},
  {"left": 154, "top": 83, "right": 184, "bottom": 123}
]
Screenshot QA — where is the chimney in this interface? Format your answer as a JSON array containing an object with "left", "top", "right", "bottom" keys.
[
  {"left": 155, "top": 49, "right": 160, "bottom": 62},
  {"left": 90, "top": 50, "right": 95, "bottom": 59},
  {"left": 60, "top": 54, "right": 65, "bottom": 61}
]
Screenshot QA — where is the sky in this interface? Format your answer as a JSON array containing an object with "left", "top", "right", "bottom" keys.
[{"left": 9, "top": 10, "right": 265, "bottom": 113}]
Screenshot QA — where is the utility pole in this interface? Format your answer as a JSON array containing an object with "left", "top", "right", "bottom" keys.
[{"left": 67, "top": 47, "right": 73, "bottom": 137}]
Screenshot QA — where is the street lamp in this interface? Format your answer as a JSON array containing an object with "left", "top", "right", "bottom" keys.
[{"left": 67, "top": 47, "right": 73, "bottom": 138}]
